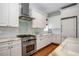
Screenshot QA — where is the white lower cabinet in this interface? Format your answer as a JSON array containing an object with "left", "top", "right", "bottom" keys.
[
  {"left": 11, "top": 40, "right": 22, "bottom": 56},
  {"left": 36, "top": 36, "right": 44, "bottom": 50},
  {"left": 36, "top": 35, "right": 51, "bottom": 50},
  {"left": 0, "top": 48, "right": 10, "bottom": 56},
  {"left": 11, "top": 44, "right": 22, "bottom": 56},
  {"left": 36, "top": 34, "right": 61, "bottom": 51},
  {"left": 0, "top": 41, "right": 11, "bottom": 56},
  {"left": 36, "top": 38, "right": 47, "bottom": 50},
  {"left": 0, "top": 45, "right": 10, "bottom": 56},
  {"left": 0, "top": 39, "right": 22, "bottom": 56}
]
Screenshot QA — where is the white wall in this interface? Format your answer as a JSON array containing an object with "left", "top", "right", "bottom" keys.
[
  {"left": 61, "top": 4, "right": 79, "bottom": 38},
  {"left": 48, "top": 4, "right": 79, "bottom": 44},
  {"left": 48, "top": 15, "right": 61, "bottom": 44},
  {"left": 48, "top": 15, "right": 61, "bottom": 34},
  {"left": 0, "top": 27, "right": 18, "bottom": 39},
  {"left": 30, "top": 4, "right": 47, "bottom": 29}
]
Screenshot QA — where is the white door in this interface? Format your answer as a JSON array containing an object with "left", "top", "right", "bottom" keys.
[{"left": 61, "top": 17, "right": 76, "bottom": 41}]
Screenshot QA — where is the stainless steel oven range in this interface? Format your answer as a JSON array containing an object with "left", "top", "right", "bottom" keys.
[{"left": 17, "top": 35, "right": 36, "bottom": 56}]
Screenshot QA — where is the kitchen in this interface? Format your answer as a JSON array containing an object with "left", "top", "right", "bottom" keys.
[
  {"left": 0, "top": 3, "right": 52, "bottom": 56},
  {"left": 0, "top": 3, "right": 79, "bottom": 56}
]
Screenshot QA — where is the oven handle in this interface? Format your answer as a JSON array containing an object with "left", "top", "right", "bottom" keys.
[
  {"left": 22, "top": 39, "right": 35, "bottom": 42},
  {"left": 22, "top": 43, "right": 35, "bottom": 47}
]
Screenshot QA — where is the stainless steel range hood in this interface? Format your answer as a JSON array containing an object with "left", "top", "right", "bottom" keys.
[
  {"left": 19, "top": 16, "right": 34, "bottom": 21},
  {"left": 19, "top": 3, "right": 34, "bottom": 21}
]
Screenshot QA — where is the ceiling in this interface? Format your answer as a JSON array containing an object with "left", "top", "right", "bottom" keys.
[{"left": 30, "top": 3, "right": 71, "bottom": 14}]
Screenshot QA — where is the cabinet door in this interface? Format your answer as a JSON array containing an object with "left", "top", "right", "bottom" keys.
[
  {"left": 45, "top": 35, "right": 50, "bottom": 45},
  {"left": 8, "top": 3, "right": 19, "bottom": 27},
  {"left": 0, "top": 41, "right": 11, "bottom": 56},
  {"left": 48, "top": 34, "right": 53, "bottom": 44},
  {"left": 11, "top": 44, "right": 22, "bottom": 56},
  {"left": 36, "top": 36, "right": 48, "bottom": 50},
  {"left": 11, "top": 40, "right": 22, "bottom": 56},
  {"left": 0, "top": 3, "right": 9, "bottom": 26},
  {"left": 36, "top": 36, "right": 43, "bottom": 50},
  {"left": 0, "top": 47, "right": 10, "bottom": 56}
]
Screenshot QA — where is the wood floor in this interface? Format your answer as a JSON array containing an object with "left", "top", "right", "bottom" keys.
[{"left": 32, "top": 43, "right": 59, "bottom": 56}]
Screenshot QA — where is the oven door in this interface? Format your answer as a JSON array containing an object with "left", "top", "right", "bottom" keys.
[{"left": 22, "top": 40, "right": 36, "bottom": 56}]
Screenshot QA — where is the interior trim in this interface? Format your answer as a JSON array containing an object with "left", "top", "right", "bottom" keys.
[
  {"left": 61, "top": 3, "right": 77, "bottom": 9},
  {"left": 61, "top": 16, "right": 77, "bottom": 20}
]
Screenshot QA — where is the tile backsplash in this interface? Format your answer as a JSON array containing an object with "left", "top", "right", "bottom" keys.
[{"left": 0, "top": 26, "right": 19, "bottom": 39}]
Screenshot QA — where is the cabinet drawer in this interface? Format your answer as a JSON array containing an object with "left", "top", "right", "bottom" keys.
[
  {"left": 11, "top": 40, "right": 21, "bottom": 45},
  {"left": 0, "top": 41, "right": 11, "bottom": 56},
  {"left": 0, "top": 49, "right": 10, "bottom": 56},
  {"left": 0, "top": 41, "right": 11, "bottom": 48},
  {"left": 0, "top": 46, "right": 9, "bottom": 51}
]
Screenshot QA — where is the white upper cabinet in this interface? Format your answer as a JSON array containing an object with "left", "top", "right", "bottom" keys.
[
  {"left": 8, "top": 3, "right": 19, "bottom": 27},
  {"left": 0, "top": 4, "right": 9, "bottom": 26},
  {"left": 0, "top": 3, "right": 19, "bottom": 27},
  {"left": 31, "top": 10, "right": 46, "bottom": 28}
]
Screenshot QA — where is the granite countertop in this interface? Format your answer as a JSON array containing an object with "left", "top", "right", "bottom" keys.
[
  {"left": 17, "top": 34, "right": 36, "bottom": 38},
  {"left": 0, "top": 37, "right": 21, "bottom": 43}
]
